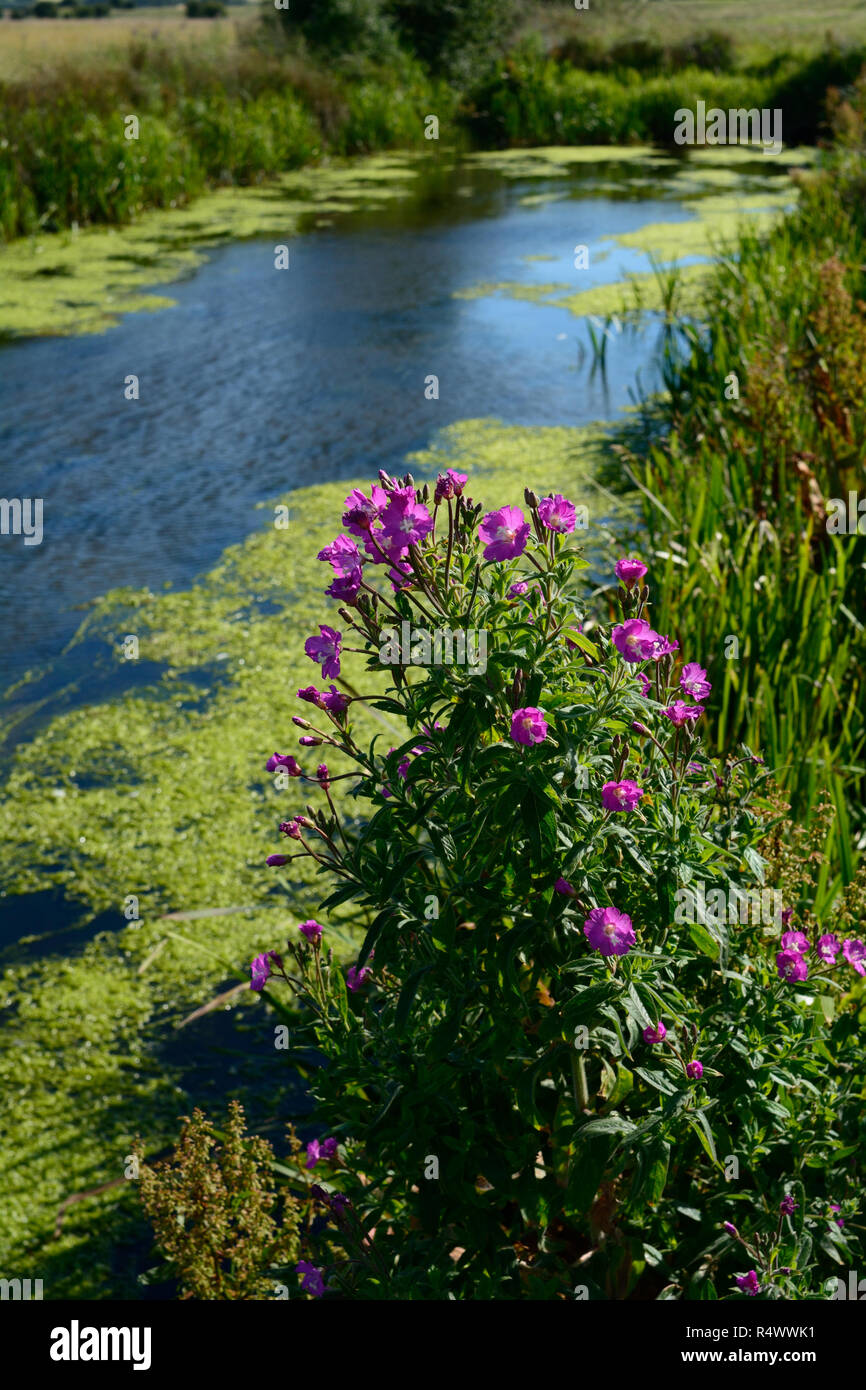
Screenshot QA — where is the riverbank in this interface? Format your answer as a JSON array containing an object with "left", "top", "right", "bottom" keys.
[{"left": 1, "top": 7, "right": 863, "bottom": 247}]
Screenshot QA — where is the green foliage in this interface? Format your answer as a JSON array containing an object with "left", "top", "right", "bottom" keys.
[
  {"left": 258, "top": 474, "right": 865, "bottom": 1298},
  {"left": 608, "top": 89, "right": 866, "bottom": 866}
]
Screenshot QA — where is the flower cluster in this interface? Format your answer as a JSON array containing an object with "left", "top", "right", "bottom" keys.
[{"left": 775, "top": 927, "right": 866, "bottom": 984}]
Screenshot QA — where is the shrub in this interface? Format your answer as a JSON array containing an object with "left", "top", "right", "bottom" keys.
[
  {"left": 137, "top": 1101, "right": 301, "bottom": 1300},
  {"left": 247, "top": 471, "right": 865, "bottom": 1299}
]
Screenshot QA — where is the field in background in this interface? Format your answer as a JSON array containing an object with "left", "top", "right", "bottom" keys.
[
  {"left": 0, "top": 6, "right": 253, "bottom": 79},
  {"left": 523, "top": 0, "right": 866, "bottom": 60}
]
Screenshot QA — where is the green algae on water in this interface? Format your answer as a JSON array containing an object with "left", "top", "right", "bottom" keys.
[{"left": 0, "top": 418, "right": 625, "bottom": 1297}]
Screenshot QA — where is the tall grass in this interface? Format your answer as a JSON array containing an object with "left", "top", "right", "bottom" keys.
[
  {"left": 2, "top": 19, "right": 865, "bottom": 240},
  {"left": 609, "top": 83, "right": 866, "bottom": 877}
]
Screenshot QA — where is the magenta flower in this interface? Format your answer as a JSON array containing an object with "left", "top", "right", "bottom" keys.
[
  {"left": 830, "top": 1204, "right": 845, "bottom": 1227},
  {"left": 342, "top": 485, "right": 387, "bottom": 537},
  {"left": 723, "top": 1221, "right": 738, "bottom": 1237},
  {"left": 296, "top": 1260, "right": 330, "bottom": 1298},
  {"left": 781, "top": 930, "right": 810, "bottom": 953},
  {"left": 642, "top": 1022, "right": 667, "bottom": 1045},
  {"left": 781, "top": 906, "right": 794, "bottom": 927},
  {"left": 318, "top": 535, "right": 362, "bottom": 576},
  {"left": 326, "top": 569, "right": 362, "bottom": 604},
  {"left": 583, "top": 906, "right": 635, "bottom": 957},
  {"left": 508, "top": 581, "right": 529, "bottom": 598},
  {"left": 636, "top": 672, "right": 651, "bottom": 696},
  {"left": 780, "top": 1195, "right": 797, "bottom": 1216},
  {"left": 321, "top": 684, "right": 349, "bottom": 715},
  {"left": 686, "top": 1060, "right": 703, "bottom": 1080},
  {"left": 736, "top": 1270, "right": 761, "bottom": 1297},
  {"left": 265, "top": 854, "right": 289, "bottom": 867},
  {"left": 279, "top": 819, "right": 302, "bottom": 839},
  {"left": 661, "top": 701, "right": 703, "bottom": 727},
  {"left": 777, "top": 949, "right": 809, "bottom": 982},
  {"left": 680, "top": 662, "right": 712, "bottom": 701},
  {"left": 299, "top": 919, "right": 323, "bottom": 945},
  {"left": 388, "top": 561, "right": 413, "bottom": 591},
  {"left": 842, "top": 938, "right": 866, "bottom": 975},
  {"left": 601, "top": 779, "right": 644, "bottom": 813},
  {"left": 316, "top": 763, "right": 330, "bottom": 789},
  {"left": 434, "top": 469, "right": 467, "bottom": 503},
  {"left": 615, "top": 557, "right": 647, "bottom": 589},
  {"left": 510, "top": 706, "right": 548, "bottom": 745},
  {"left": 537, "top": 493, "right": 576, "bottom": 533},
  {"left": 250, "top": 950, "right": 282, "bottom": 991},
  {"left": 305, "top": 1136, "right": 338, "bottom": 1169},
  {"left": 651, "top": 633, "right": 679, "bottom": 658},
  {"left": 479, "top": 506, "right": 531, "bottom": 561},
  {"left": 347, "top": 962, "right": 371, "bottom": 992},
  {"left": 298, "top": 686, "right": 326, "bottom": 708},
  {"left": 817, "top": 933, "right": 840, "bottom": 963},
  {"left": 379, "top": 492, "right": 434, "bottom": 554},
  {"left": 305, "top": 625, "right": 342, "bottom": 680},
  {"left": 555, "top": 877, "right": 576, "bottom": 896},
  {"left": 265, "top": 752, "right": 302, "bottom": 776},
  {"left": 612, "top": 619, "right": 661, "bottom": 663}
]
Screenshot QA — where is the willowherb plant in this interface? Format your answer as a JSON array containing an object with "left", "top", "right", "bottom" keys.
[{"left": 251, "top": 469, "right": 863, "bottom": 1300}]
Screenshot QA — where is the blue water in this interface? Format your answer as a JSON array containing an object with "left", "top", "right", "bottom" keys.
[{"left": 0, "top": 154, "right": 750, "bottom": 697}]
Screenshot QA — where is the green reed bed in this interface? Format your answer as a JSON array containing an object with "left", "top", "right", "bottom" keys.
[{"left": 609, "top": 94, "right": 866, "bottom": 885}]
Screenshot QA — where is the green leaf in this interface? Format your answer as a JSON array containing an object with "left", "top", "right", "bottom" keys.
[
  {"left": 394, "top": 963, "right": 433, "bottom": 1035},
  {"left": 688, "top": 1109, "right": 719, "bottom": 1166},
  {"left": 688, "top": 921, "right": 720, "bottom": 960}
]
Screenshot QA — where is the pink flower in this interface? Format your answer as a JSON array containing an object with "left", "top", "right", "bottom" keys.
[
  {"left": 537, "top": 493, "right": 576, "bottom": 533},
  {"left": 250, "top": 950, "right": 282, "bottom": 991},
  {"left": 305, "top": 1136, "right": 338, "bottom": 1169},
  {"left": 817, "top": 933, "right": 840, "bottom": 963},
  {"left": 321, "top": 684, "right": 349, "bottom": 715},
  {"left": 265, "top": 752, "right": 302, "bottom": 776},
  {"left": 636, "top": 672, "right": 652, "bottom": 696},
  {"left": 479, "top": 506, "right": 531, "bottom": 561},
  {"left": 583, "top": 906, "right": 635, "bottom": 957},
  {"left": 615, "top": 557, "right": 647, "bottom": 589},
  {"left": 299, "top": 919, "right": 323, "bottom": 945},
  {"left": 686, "top": 1060, "right": 703, "bottom": 1080},
  {"left": 642, "top": 1022, "right": 667, "bottom": 1045},
  {"left": 326, "top": 569, "right": 362, "bottom": 604},
  {"left": 651, "top": 633, "right": 680, "bottom": 659},
  {"left": 296, "top": 1260, "right": 330, "bottom": 1298},
  {"left": 777, "top": 949, "right": 809, "bottom": 982},
  {"left": 780, "top": 1195, "right": 797, "bottom": 1216},
  {"left": 612, "top": 619, "right": 661, "bottom": 663},
  {"left": 316, "top": 763, "right": 331, "bottom": 788},
  {"left": 555, "top": 877, "right": 576, "bottom": 896},
  {"left": 434, "top": 469, "right": 467, "bottom": 502},
  {"left": 601, "top": 779, "right": 644, "bottom": 813},
  {"left": 842, "top": 938, "right": 866, "bottom": 975},
  {"left": 317, "top": 535, "right": 362, "bottom": 576},
  {"left": 347, "top": 962, "right": 372, "bottom": 992},
  {"left": 279, "top": 819, "right": 301, "bottom": 839},
  {"left": 680, "top": 662, "right": 712, "bottom": 701},
  {"left": 736, "top": 1270, "right": 761, "bottom": 1297},
  {"left": 661, "top": 701, "right": 703, "bottom": 727},
  {"left": 298, "top": 686, "right": 325, "bottom": 709},
  {"left": 510, "top": 706, "right": 548, "bottom": 745},
  {"left": 508, "top": 581, "right": 528, "bottom": 597},
  {"left": 305, "top": 625, "right": 342, "bottom": 679},
  {"left": 342, "top": 485, "right": 387, "bottom": 537},
  {"left": 379, "top": 493, "right": 433, "bottom": 553},
  {"left": 781, "top": 930, "right": 810, "bottom": 953}
]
